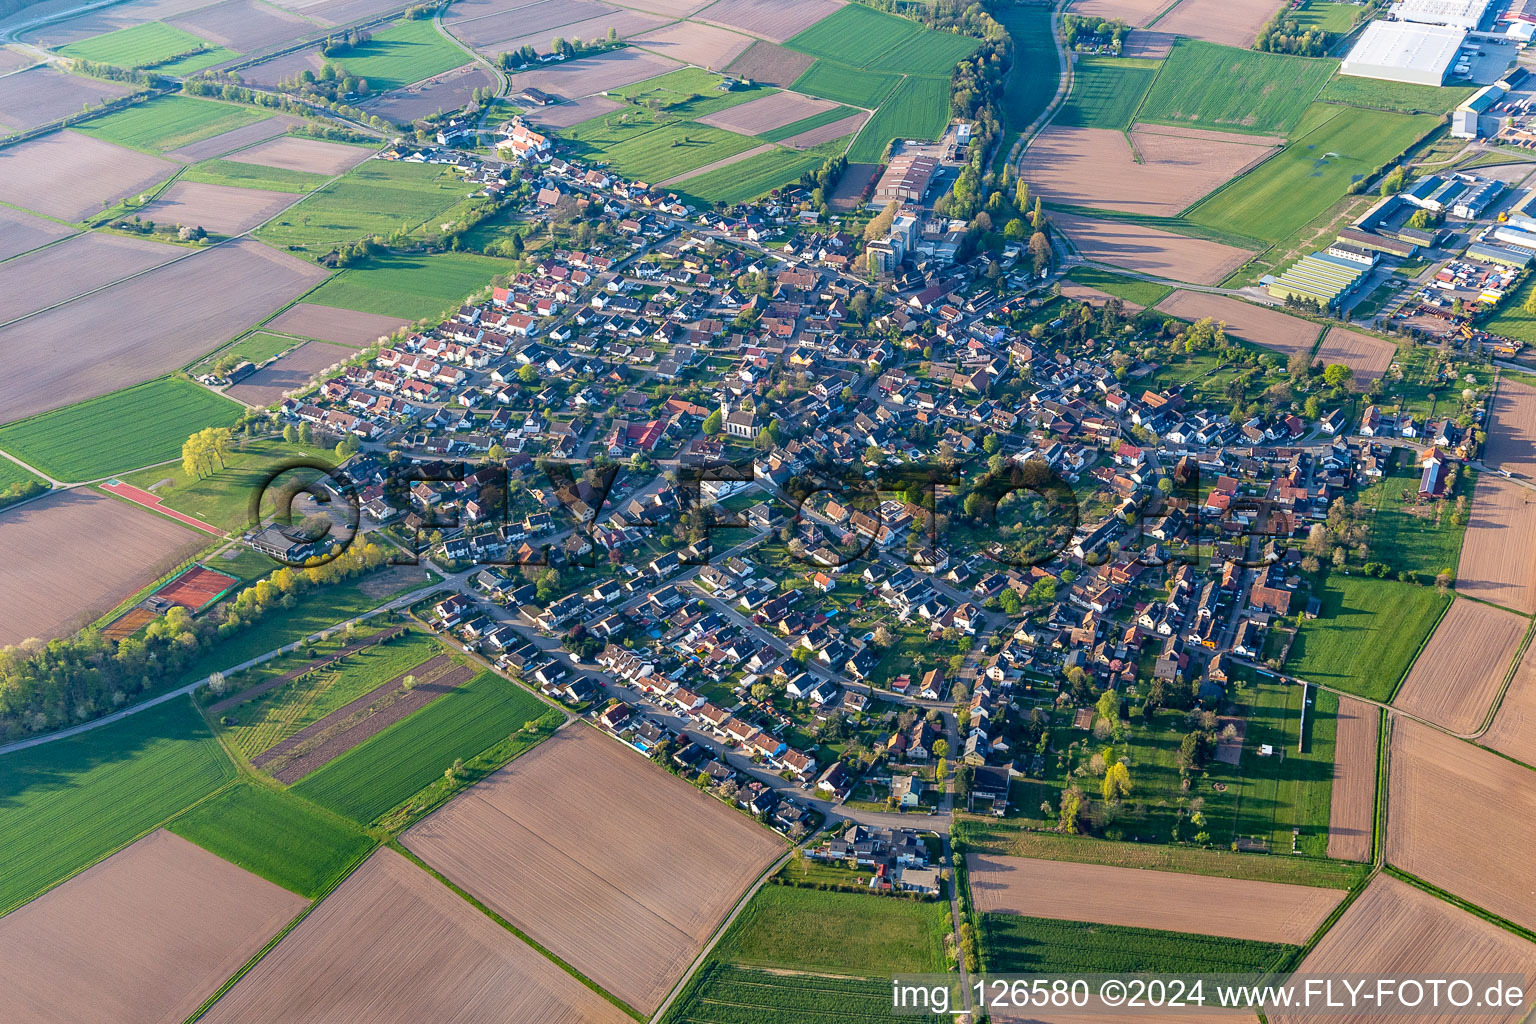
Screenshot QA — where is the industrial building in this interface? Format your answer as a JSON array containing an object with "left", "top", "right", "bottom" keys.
[
  {"left": 1468, "top": 240, "right": 1534, "bottom": 267},
  {"left": 1390, "top": 0, "right": 1490, "bottom": 30},
  {"left": 873, "top": 153, "right": 937, "bottom": 203},
  {"left": 1266, "top": 250, "right": 1375, "bottom": 308},
  {"left": 1342, "top": 20, "right": 1465, "bottom": 85}
]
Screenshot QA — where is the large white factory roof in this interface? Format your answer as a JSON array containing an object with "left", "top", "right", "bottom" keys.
[
  {"left": 1390, "top": 0, "right": 1489, "bottom": 29},
  {"left": 1343, "top": 20, "right": 1466, "bottom": 77}
]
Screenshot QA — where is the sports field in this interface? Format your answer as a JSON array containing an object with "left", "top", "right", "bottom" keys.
[
  {"left": 789, "top": 61, "right": 899, "bottom": 107},
  {"left": 1138, "top": 41, "right": 1336, "bottom": 135},
  {"left": 1283, "top": 574, "right": 1450, "bottom": 700},
  {"left": 0, "top": 696, "right": 234, "bottom": 915},
  {"left": 59, "top": 22, "right": 217, "bottom": 67},
  {"left": 0, "top": 376, "right": 243, "bottom": 481},
  {"left": 302, "top": 250, "right": 508, "bottom": 320},
  {"left": 76, "top": 95, "right": 266, "bottom": 154},
  {"left": 1057, "top": 56, "right": 1160, "bottom": 130},
  {"left": 182, "top": 158, "right": 331, "bottom": 194},
  {"left": 847, "top": 74, "right": 950, "bottom": 163},
  {"left": 325, "top": 17, "right": 469, "bottom": 93},
  {"left": 254, "top": 158, "right": 483, "bottom": 252},
  {"left": 116, "top": 435, "right": 331, "bottom": 535}
]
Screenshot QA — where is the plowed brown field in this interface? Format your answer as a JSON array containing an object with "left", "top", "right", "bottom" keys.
[
  {"left": 1392, "top": 599, "right": 1525, "bottom": 734},
  {"left": 724, "top": 39, "right": 815, "bottom": 86},
  {"left": 632, "top": 20, "right": 753, "bottom": 70},
  {"left": 1315, "top": 327, "right": 1396, "bottom": 388},
  {"left": 226, "top": 136, "right": 372, "bottom": 175},
  {"left": 1327, "top": 697, "right": 1378, "bottom": 862},
  {"left": 1069, "top": 0, "right": 1179, "bottom": 25},
  {"left": 138, "top": 180, "right": 294, "bottom": 236},
  {"left": 1482, "top": 378, "right": 1536, "bottom": 478},
  {"left": 264, "top": 302, "right": 407, "bottom": 347},
  {"left": 0, "top": 207, "right": 75, "bottom": 261},
  {"left": 0, "top": 66, "right": 131, "bottom": 132},
  {"left": 403, "top": 725, "right": 783, "bottom": 1013},
  {"left": 1155, "top": 291, "right": 1321, "bottom": 356},
  {"left": 1153, "top": 0, "right": 1278, "bottom": 47},
  {"left": 967, "top": 853, "right": 1343, "bottom": 944},
  {"left": 0, "top": 130, "right": 176, "bottom": 222},
  {"left": 1457, "top": 473, "right": 1536, "bottom": 614},
  {"left": 1054, "top": 211, "right": 1255, "bottom": 286},
  {"left": 700, "top": 0, "right": 842, "bottom": 42},
  {"left": 0, "top": 232, "right": 180, "bottom": 324},
  {"left": 697, "top": 90, "right": 836, "bottom": 135},
  {"left": 1482, "top": 643, "right": 1536, "bottom": 766},
  {"left": 200, "top": 848, "right": 633, "bottom": 1024},
  {"left": 226, "top": 340, "right": 354, "bottom": 407},
  {"left": 509, "top": 48, "right": 680, "bottom": 100}
]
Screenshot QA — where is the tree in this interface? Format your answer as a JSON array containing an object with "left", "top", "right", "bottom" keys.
[
  {"left": 335, "top": 434, "right": 360, "bottom": 460},
  {"left": 998, "top": 589, "right": 1022, "bottom": 615},
  {"left": 1096, "top": 688, "right": 1119, "bottom": 726},
  {"left": 206, "top": 670, "right": 227, "bottom": 696},
  {"left": 702, "top": 408, "right": 723, "bottom": 435},
  {"left": 1058, "top": 786, "right": 1082, "bottom": 834},
  {"left": 872, "top": 624, "right": 894, "bottom": 648},
  {"left": 863, "top": 199, "right": 899, "bottom": 242},
  {"left": 932, "top": 738, "right": 949, "bottom": 759},
  {"left": 1028, "top": 231, "right": 1052, "bottom": 275},
  {"left": 517, "top": 363, "right": 539, "bottom": 384},
  {"left": 1101, "top": 760, "right": 1132, "bottom": 802}
]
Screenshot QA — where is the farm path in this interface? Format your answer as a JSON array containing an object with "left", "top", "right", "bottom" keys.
[{"left": 0, "top": 446, "right": 62, "bottom": 487}]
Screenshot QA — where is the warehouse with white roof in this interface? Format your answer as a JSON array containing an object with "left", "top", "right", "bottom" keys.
[
  {"left": 1342, "top": 20, "right": 1466, "bottom": 85},
  {"left": 1390, "top": 0, "right": 1490, "bottom": 30}
]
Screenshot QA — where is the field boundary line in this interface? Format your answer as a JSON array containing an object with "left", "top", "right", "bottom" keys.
[
  {"left": 1142, "top": 0, "right": 1185, "bottom": 29},
  {"left": 1380, "top": 591, "right": 1454, "bottom": 706},
  {"left": 1382, "top": 865, "right": 1536, "bottom": 946}
]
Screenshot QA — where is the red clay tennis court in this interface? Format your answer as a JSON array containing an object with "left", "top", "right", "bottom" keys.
[
  {"left": 153, "top": 564, "right": 240, "bottom": 614},
  {"left": 102, "top": 607, "right": 156, "bottom": 640}
]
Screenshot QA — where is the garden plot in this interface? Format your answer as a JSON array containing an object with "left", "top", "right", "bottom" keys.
[
  {"left": 365, "top": 62, "right": 498, "bottom": 124},
  {"left": 0, "top": 207, "right": 76, "bottom": 262},
  {"left": 200, "top": 849, "right": 634, "bottom": 1024},
  {"left": 0, "top": 490, "right": 204, "bottom": 645},
  {"left": 1327, "top": 697, "right": 1378, "bottom": 862},
  {"left": 0, "top": 66, "right": 131, "bottom": 132},
  {"left": 0, "top": 830, "right": 304, "bottom": 1024},
  {"left": 168, "top": 0, "right": 314, "bottom": 53},
  {"left": 1392, "top": 599, "right": 1524, "bottom": 734},
  {"left": 632, "top": 20, "right": 754, "bottom": 70},
  {"left": 967, "top": 854, "right": 1342, "bottom": 944},
  {"left": 1457, "top": 473, "right": 1536, "bottom": 614},
  {"left": 0, "top": 130, "right": 176, "bottom": 222},
  {"left": 508, "top": 47, "right": 680, "bottom": 100},
  {"left": 1155, "top": 291, "right": 1320, "bottom": 356},
  {"left": 264, "top": 302, "right": 407, "bottom": 346},
  {"left": 1021, "top": 124, "right": 1279, "bottom": 216},
  {"left": 697, "top": 89, "right": 836, "bottom": 134},
  {"left": 1315, "top": 326, "right": 1396, "bottom": 387},
  {"left": 1483, "top": 643, "right": 1536, "bottom": 766},
  {"left": 137, "top": 180, "right": 295, "bottom": 235},
  {"left": 225, "top": 340, "right": 355, "bottom": 407},
  {"left": 724, "top": 39, "right": 815, "bottom": 86},
  {"left": 699, "top": 0, "right": 842, "bottom": 42},
  {"left": 226, "top": 135, "right": 374, "bottom": 175},
  {"left": 162, "top": 114, "right": 301, "bottom": 163},
  {"left": 0, "top": 238, "right": 327, "bottom": 423},
  {"left": 1152, "top": 0, "right": 1281, "bottom": 47},
  {"left": 0, "top": 232, "right": 180, "bottom": 325},
  {"left": 1388, "top": 717, "right": 1536, "bottom": 934},
  {"left": 403, "top": 725, "right": 783, "bottom": 1014},
  {"left": 1482, "top": 378, "right": 1536, "bottom": 478}
]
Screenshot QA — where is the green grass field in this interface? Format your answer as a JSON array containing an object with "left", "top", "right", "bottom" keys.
[
  {"left": 1187, "top": 103, "right": 1439, "bottom": 243},
  {"left": 59, "top": 22, "right": 214, "bottom": 67},
  {"left": 759, "top": 104, "right": 858, "bottom": 142},
  {"left": 255, "top": 159, "right": 481, "bottom": 253},
  {"left": 1138, "top": 41, "right": 1337, "bottom": 135},
  {"left": 329, "top": 17, "right": 468, "bottom": 93},
  {"left": 1284, "top": 573, "right": 1450, "bottom": 700},
  {"left": 613, "top": 67, "right": 772, "bottom": 119},
  {"left": 1358, "top": 448, "right": 1474, "bottom": 582},
  {"left": 673, "top": 145, "right": 830, "bottom": 206},
  {"left": 1064, "top": 266, "right": 1174, "bottom": 306},
  {"left": 592, "top": 121, "right": 761, "bottom": 183},
  {"left": 1057, "top": 56, "right": 1161, "bottom": 130},
  {"left": 979, "top": 914, "right": 1298, "bottom": 974},
  {"left": 865, "top": 24, "right": 979, "bottom": 75},
  {"left": 76, "top": 94, "right": 265, "bottom": 153},
  {"left": 0, "top": 696, "right": 234, "bottom": 915},
  {"left": 182, "top": 158, "right": 332, "bottom": 194},
  {"left": 1318, "top": 74, "right": 1474, "bottom": 114},
  {"left": 302, "top": 250, "right": 509, "bottom": 320},
  {"left": 291, "top": 670, "right": 552, "bottom": 823},
  {"left": 993, "top": 3, "right": 1056, "bottom": 168},
  {"left": 1482, "top": 273, "right": 1536, "bottom": 342},
  {"left": 788, "top": 61, "right": 899, "bottom": 108},
  {"left": 847, "top": 74, "right": 950, "bottom": 163},
  {"left": 0, "top": 377, "right": 243, "bottom": 481},
  {"left": 786, "top": 4, "right": 977, "bottom": 75},
  {"left": 712, "top": 885, "right": 951, "bottom": 975},
  {"left": 154, "top": 45, "right": 240, "bottom": 75},
  {"left": 167, "top": 783, "right": 374, "bottom": 897},
  {"left": 191, "top": 331, "right": 307, "bottom": 374},
  {"left": 0, "top": 458, "right": 44, "bottom": 493},
  {"left": 664, "top": 964, "right": 942, "bottom": 1024},
  {"left": 1291, "top": 0, "right": 1360, "bottom": 31},
  {"left": 1223, "top": 680, "right": 1338, "bottom": 857}
]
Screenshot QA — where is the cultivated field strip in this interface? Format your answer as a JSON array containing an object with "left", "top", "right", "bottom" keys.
[
  {"left": 1269, "top": 874, "right": 1536, "bottom": 1024},
  {"left": 698, "top": 0, "right": 843, "bottom": 43},
  {"left": 0, "top": 129, "right": 177, "bottom": 222},
  {"left": 403, "top": 725, "right": 783, "bottom": 1013},
  {"left": 697, "top": 90, "right": 838, "bottom": 135},
  {"left": 631, "top": 21, "right": 755, "bottom": 71},
  {"left": 0, "top": 206, "right": 76, "bottom": 262},
  {"left": 0, "top": 66, "right": 131, "bottom": 132},
  {"left": 255, "top": 656, "right": 472, "bottom": 783},
  {"left": 1482, "top": 378, "right": 1536, "bottom": 478},
  {"left": 1392, "top": 599, "right": 1526, "bottom": 735},
  {"left": 1482, "top": 642, "right": 1536, "bottom": 766},
  {"left": 1054, "top": 210, "right": 1256, "bottom": 286},
  {"left": 162, "top": 114, "right": 302, "bottom": 163},
  {"left": 208, "top": 626, "right": 406, "bottom": 714},
  {"left": 1150, "top": 0, "right": 1281, "bottom": 47},
  {"left": 1326, "top": 697, "right": 1378, "bottom": 862},
  {"left": 226, "top": 136, "right": 374, "bottom": 175},
  {"left": 364, "top": 63, "right": 498, "bottom": 124},
  {"left": 200, "top": 848, "right": 634, "bottom": 1024},
  {"left": 226, "top": 340, "right": 357, "bottom": 407},
  {"left": 1388, "top": 718, "right": 1536, "bottom": 933},
  {"left": 508, "top": 48, "right": 681, "bottom": 100},
  {"left": 137, "top": 180, "right": 295, "bottom": 236},
  {"left": 724, "top": 39, "right": 815, "bottom": 86},
  {"left": 0, "top": 232, "right": 181, "bottom": 325},
  {"left": 265, "top": 302, "right": 409, "bottom": 347},
  {"left": 1456, "top": 473, "right": 1536, "bottom": 614},
  {"left": 967, "top": 854, "right": 1343, "bottom": 945},
  {"left": 0, "top": 830, "right": 305, "bottom": 1024},
  {"left": 1155, "top": 291, "right": 1320, "bottom": 357}
]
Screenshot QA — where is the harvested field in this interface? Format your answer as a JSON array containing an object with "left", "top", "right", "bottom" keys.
[
  {"left": 1392, "top": 599, "right": 1525, "bottom": 734},
  {"left": 1124, "top": 29, "right": 1176, "bottom": 58},
  {"left": 226, "top": 135, "right": 373, "bottom": 175},
  {"left": 102, "top": 606, "right": 157, "bottom": 640},
  {"left": 226, "top": 340, "right": 354, "bottom": 407},
  {"left": 724, "top": 39, "right": 816, "bottom": 86},
  {"left": 0, "top": 830, "right": 304, "bottom": 1024},
  {"left": 0, "top": 232, "right": 180, "bottom": 325},
  {"left": 1315, "top": 326, "right": 1396, "bottom": 387},
  {"left": 1055, "top": 210, "right": 1256, "bottom": 286},
  {"left": 1062, "top": 280, "right": 1145, "bottom": 311},
  {"left": 254, "top": 656, "right": 472, "bottom": 783},
  {"left": 613, "top": 0, "right": 708, "bottom": 14},
  {"left": 967, "top": 853, "right": 1342, "bottom": 944},
  {"left": 0, "top": 46, "right": 33, "bottom": 73},
  {"left": 1153, "top": 0, "right": 1279, "bottom": 47},
  {"left": 201, "top": 848, "right": 633, "bottom": 1024},
  {"left": 1069, "top": 0, "right": 1178, "bottom": 26},
  {"left": 1155, "top": 291, "right": 1320, "bottom": 356},
  {"left": 700, "top": 0, "right": 842, "bottom": 42},
  {"left": 828, "top": 160, "right": 877, "bottom": 209},
  {"left": 661, "top": 141, "right": 775, "bottom": 185},
  {"left": 1483, "top": 378, "right": 1536, "bottom": 477},
  {"left": 264, "top": 302, "right": 408, "bottom": 346},
  {"left": 1021, "top": 123, "right": 1280, "bottom": 216},
  {"left": 169, "top": 0, "right": 313, "bottom": 53},
  {"left": 0, "top": 129, "right": 176, "bottom": 223},
  {"left": 1388, "top": 717, "right": 1536, "bottom": 933},
  {"left": 0, "top": 207, "right": 76, "bottom": 261},
  {"left": 365, "top": 62, "right": 498, "bottom": 124},
  {"left": 0, "top": 238, "right": 327, "bottom": 422},
  {"left": 137, "top": 180, "right": 294, "bottom": 236},
  {"left": 302, "top": 0, "right": 410, "bottom": 23},
  {"left": 1484, "top": 642, "right": 1536, "bottom": 765},
  {"left": 1270, "top": 873, "right": 1536, "bottom": 1024},
  {"left": 525, "top": 93, "right": 625, "bottom": 128},
  {"left": 0, "top": 489, "right": 203, "bottom": 646},
  {"left": 0, "top": 66, "right": 131, "bottom": 132},
  {"left": 632, "top": 20, "right": 754, "bottom": 69},
  {"left": 480, "top": 7, "right": 666, "bottom": 57},
  {"left": 403, "top": 725, "right": 783, "bottom": 1013},
  {"left": 782, "top": 109, "right": 865, "bottom": 147},
  {"left": 162, "top": 114, "right": 301, "bottom": 163},
  {"left": 207, "top": 625, "right": 407, "bottom": 713},
  {"left": 1327, "top": 697, "right": 1379, "bottom": 862},
  {"left": 508, "top": 47, "right": 680, "bottom": 100},
  {"left": 1457, "top": 473, "right": 1536, "bottom": 613},
  {"left": 235, "top": 47, "right": 325, "bottom": 87},
  {"left": 696, "top": 89, "right": 836, "bottom": 134},
  {"left": 446, "top": 0, "right": 609, "bottom": 49}
]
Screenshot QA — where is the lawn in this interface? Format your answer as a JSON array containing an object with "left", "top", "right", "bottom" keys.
[
  {"left": 591, "top": 121, "right": 761, "bottom": 183},
  {"left": 0, "top": 696, "right": 234, "bottom": 915},
  {"left": 302, "top": 250, "right": 510, "bottom": 320},
  {"left": 1057, "top": 56, "right": 1160, "bottom": 131},
  {"left": 59, "top": 22, "right": 215, "bottom": 68},
  {"left": 673, "top": 145, "right": 830, "bottom": 206},
  {"left": 1064, "top": 266, "right": 1173, "bottom": 307},
  {"left": 118, "top": 436, "right": 334, "bottom": 533},
  {"left": 183, "top": 158, "right": 333, "bottom": 194},
  {"left": 664, "top": 965, "right": 939, "bottom": 1024},
  {"left": 154, "top": 45, "right": 240, "bottom": 75},
  {"left": 1138, "top": 41, "right": 1337, "bottom": 135},
  {"left": 1357, "top": 447, "right": 1474, "bottom": 582},
  {"left": 291, "top": 670, "right": 553, "bottom": 823},
  {"left": 613, "top": 67, "right": 772, "bottom": 119},
  {"left": 1223, "top": 679, "right": 1338, "bottom": 857},
  {"left": 1482, "top": 273, "right": 1536, "bottom": 343},
  {"left": 979, "top": 914, "right": 1298, "bottom": 974},
  {"left": 0, "top": 377, "right": 244, "bottom": 481},
  {"left": 76, "top": 94, "right": 265, "bottom": 153},
  {"left": 759, "top": 104, "right": 858, "bottom": 143},
  {"left": 1290, "top": 0, "right": 1361, "bottom": 33},
  {"left": 255, "top": 159, "right": 481, "bottom": 253},
  {"left": 788, "top": 61, "right": 899, "bottom": 108},
  {"left": 1187, "top": 102, "right": 1439, "bottom": 243},
  {"left": 993, "top": 2, "right": 1056, "bottom": 168},
  {"left": 328, "top": 17, "right": 469, "bottom": 93},
  {"left": 191, "top": 331, "right": 309, "bottom": 374},
  {"left": 166, "top": 782, "right": 374, "bottom": 897},
  {"left": 847, "top": 74, "right": 950, "bottom": 163},
  {"left": 1284, "top": 573, "right": 1450, "bottom": 700},
  {"left": 1318, "top": 74, "right": 1474, "bottom": 114}
]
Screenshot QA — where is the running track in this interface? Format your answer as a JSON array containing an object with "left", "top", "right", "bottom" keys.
[{"left": 100, "top": 480, "right": 227, "bottom": 537}]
